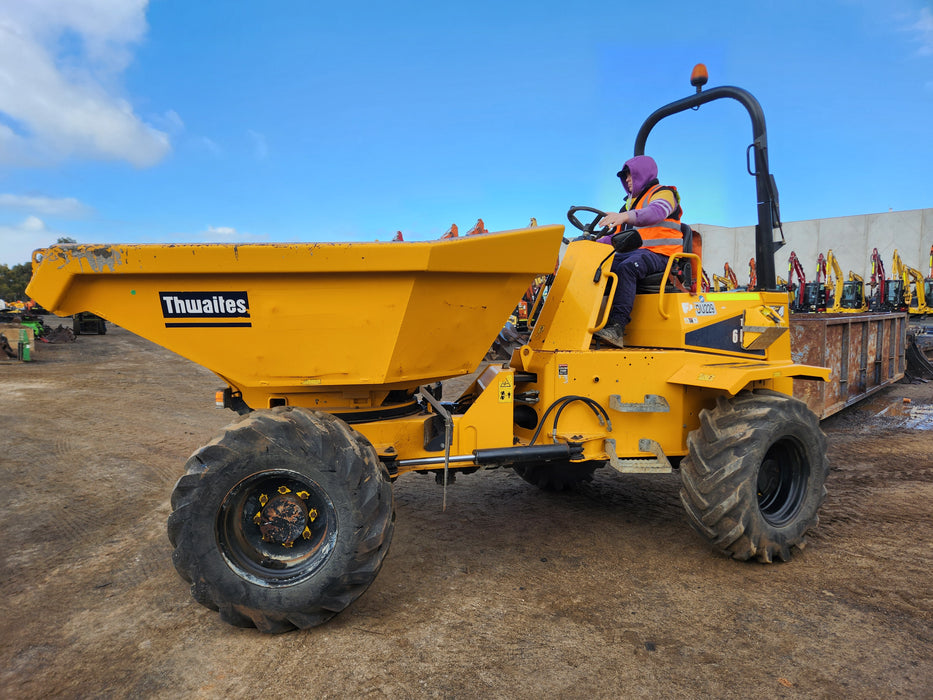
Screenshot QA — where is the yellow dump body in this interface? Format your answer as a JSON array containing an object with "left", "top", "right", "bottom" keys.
[{"left": 27, "top": 226, "right": 564, "bottom": 410}]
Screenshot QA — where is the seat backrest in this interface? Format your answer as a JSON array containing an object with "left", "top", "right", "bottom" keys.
[
  {"left": 680, "top": 223, "right": 693, "bottom": 287},
  {"left": 635, "top": 223, "right": 700, "bottom": 293},
  {"left": 681, "top": 223, "right": 693, "bottom": 255}
]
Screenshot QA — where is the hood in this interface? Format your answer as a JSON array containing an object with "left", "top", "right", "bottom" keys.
[{"left": 617, "top": 155, "right": 658, "bottom": 197}]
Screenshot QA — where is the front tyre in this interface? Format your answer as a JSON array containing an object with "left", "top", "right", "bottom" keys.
[
  {"left": 679, "top": 390, "right": 828, "bottom": 563},
  {"left": 168, "top": 407, "right": 395, "bottom": 633}
]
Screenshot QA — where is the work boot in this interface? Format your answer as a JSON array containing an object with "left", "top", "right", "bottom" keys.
[{"left": 594, "top": 322, "right": 625, "bottom": 348}]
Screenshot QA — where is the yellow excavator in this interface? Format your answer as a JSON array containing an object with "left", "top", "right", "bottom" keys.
[
  {"left": 711, "top": 262, "right": 739, "bottom": 291},
  {"left": 901, "top": 260, "right": 930, "bottom": 315},
  {"left": 888, "top": 250, "right": 911, "bottom": 312},
  {"left": 825, "top": 249, "right": 867, "bottom": 313}
]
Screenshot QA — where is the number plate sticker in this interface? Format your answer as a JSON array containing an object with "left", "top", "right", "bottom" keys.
[{"left": 694, "top": 301, "right": 716, "bottom": 316}]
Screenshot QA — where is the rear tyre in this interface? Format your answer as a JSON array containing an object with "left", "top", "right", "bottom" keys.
[
  {"left": 168, "top": 407, "right": 395, "bottom": 633},
  {"left": 513, "top": 460, "right": 602, "bottom": 491},
  {"left": 679, "top": 390, "right": 828, "bottom": 563}
]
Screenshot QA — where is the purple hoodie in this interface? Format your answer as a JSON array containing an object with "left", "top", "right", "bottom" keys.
[{"left": 616, "top": 155, "right": 674, "bottom": 227}]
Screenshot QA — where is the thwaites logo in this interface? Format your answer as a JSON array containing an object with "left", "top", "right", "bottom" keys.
[{"left": 159, "top": 291, "right": 251, "bottom": 328}]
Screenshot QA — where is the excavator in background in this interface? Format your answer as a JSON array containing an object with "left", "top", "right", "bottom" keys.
[
  {"left": 787, "top": 251, "right": 808, "bottom": 312},
  {"left": 774, "top": 275, "right": 793, "bottom": 307},
  {"left": 902, "top": 261, "right": 930, "bottom": 315},
  {"left": 711, "top": 271, "right": 733, "bottom": 291},
  {"left": 710, "top": 262, "right": 739, "bottom": 292},
  {"left": 442, "top": 219, "right": 488, "bottom": 238},
  {"left": 748, "top": 258, "right": 757, "bottom": 291},
  {"left": 844, "top": 272, "right": 868, "bottom": 312},
  {"left": 887, "top": 250, "right": 910, "bottom": 312},
  {"left": 466, "top": 219, "right": 488, "bottom": 236},
  {"left": 724, "top": 261, "right": 740, "bottom": 290},
  {"left": 394, "top": 219, "right": 487, "bottom": 242},
  {"left": 825, "top": 249, "right": 867, "bottom": 313},
  {"left": 797, "top": 253, "right": 827, "bottom": 313},
  {"left": 868, "top": 247, "right": 887, "bottom": 311},
  {"left": 925, "top": 245, "right": 933, "bottom": 312}
]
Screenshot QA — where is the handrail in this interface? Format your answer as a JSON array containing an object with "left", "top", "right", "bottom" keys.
[
  {"left": 657, "top": 253, "right": 702, "bottom": 319},
  {"left": 589, "top": 271, "right": 619, "bottom": 333}
]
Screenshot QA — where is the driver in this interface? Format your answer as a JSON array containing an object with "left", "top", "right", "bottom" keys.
[{"left": 593, "top": 155, "right": 683, "bottom": 347}]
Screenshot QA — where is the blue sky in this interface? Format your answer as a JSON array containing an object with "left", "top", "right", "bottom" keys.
[{"left": 1, "top": 0, "right": 932, "bottom": 266}]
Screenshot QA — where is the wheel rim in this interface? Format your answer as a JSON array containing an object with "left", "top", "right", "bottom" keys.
[
  {"left": 217, "top": 470, "right": 337, "bottom": 587},
  {"left": 756, "top": 437, "right": 809, "bottom": 527}
]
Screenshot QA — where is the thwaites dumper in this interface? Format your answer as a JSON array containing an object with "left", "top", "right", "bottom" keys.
[{"left": 27, "top": 68, "right": 830, "bottom": 633}]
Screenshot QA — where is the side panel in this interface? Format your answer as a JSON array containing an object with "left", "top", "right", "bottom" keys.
[{"left": 515, "top": 349, "right": 766, "bottom": 459}]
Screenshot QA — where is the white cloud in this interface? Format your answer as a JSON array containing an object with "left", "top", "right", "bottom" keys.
[
  {"left": 196, "top": 136, "right": 222, "bottom": 157},
  {"left": 202, "top": 225, "right": 268, "bottom": 242},
  {"left": 0, "top": 215, "right": 60, "bottom": 266},
  {"left": 905, "top": 6, "right": 933, "bottom": 56},
  {"left": 150, "top": 109, "right": 186, "bottom": 136},
  {"left": 0, "top": 0, "right": 170, "bottom": 167},
  {"left": 207, "top": 225, "right": 238, "bottom": 236},
  {"left": 0, "top": 193, "right": 91, "bottom": 217},
  {"left": 20, "top": 215, "right": 45, "bottom": 232}
]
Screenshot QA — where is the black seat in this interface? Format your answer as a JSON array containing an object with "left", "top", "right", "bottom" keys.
[{"left": 635, "top": 223, "right": 694, "bottom": 294}]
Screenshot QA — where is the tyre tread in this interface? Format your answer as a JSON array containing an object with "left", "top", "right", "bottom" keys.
[
  {"left": 679, "top": 389, "right": 828, "bottom": 563},
  {"left": 167, "top": 406, "right": 394, "bottom": 633}
]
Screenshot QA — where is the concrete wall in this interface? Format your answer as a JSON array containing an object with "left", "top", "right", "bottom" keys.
[{"left": 694, "top": 208, "right": 933, "bottom": 287}]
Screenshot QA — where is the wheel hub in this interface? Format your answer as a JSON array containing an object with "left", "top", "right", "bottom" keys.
[
  {"left": 252, "top": 487, "right": 319, "bottom": 547},
  {"left": 258, "top": 492, "right": 308, "bottom": 545},
  {"left": 219, "top": 472, "right": 335, "bottom": 585}
]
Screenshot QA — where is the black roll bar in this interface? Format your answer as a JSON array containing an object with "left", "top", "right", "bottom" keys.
[{"left": 633, "top": 79, "right": 780, "bottom": 291}]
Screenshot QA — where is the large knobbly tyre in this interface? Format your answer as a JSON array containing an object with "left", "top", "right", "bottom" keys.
[
  {"left": 679, "top": 390, "right": 828, "bottom": 563},
  {"left": 167, "top": 407, "right": 395, "bottom": 633},
  {"left": 513, "top": 460, "right": 602, "bottom": 491}
]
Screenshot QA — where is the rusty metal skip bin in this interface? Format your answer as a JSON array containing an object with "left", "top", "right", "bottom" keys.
[{"left": 791, "top": 312, "right": 907, "bottom": 419}]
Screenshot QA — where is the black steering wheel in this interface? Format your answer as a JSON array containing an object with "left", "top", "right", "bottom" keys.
[{"left": 567, "top": 206, "right": 611, "bottom": 240}]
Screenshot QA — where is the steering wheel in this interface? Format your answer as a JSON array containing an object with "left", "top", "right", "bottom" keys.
[{"left": 567, "top": 206, "right": 611, "bottom": 239}]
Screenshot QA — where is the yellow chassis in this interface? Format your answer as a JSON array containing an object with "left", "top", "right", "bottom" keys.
[{"left": 27, "top": 228, "right": 827, "bottom": 476}]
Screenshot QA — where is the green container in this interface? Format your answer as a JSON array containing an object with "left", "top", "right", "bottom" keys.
[{"left": 19, "top": 328, "right": 31, "bottom": 362}]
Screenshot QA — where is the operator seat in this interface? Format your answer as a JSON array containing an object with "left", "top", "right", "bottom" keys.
[{"left": 635, "top": 223, "right": 699, "bottom": 293}]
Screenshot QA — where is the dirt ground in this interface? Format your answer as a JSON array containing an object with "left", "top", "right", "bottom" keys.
[{"left": 1, "top": 319, "right": 931, "bottom": 699}]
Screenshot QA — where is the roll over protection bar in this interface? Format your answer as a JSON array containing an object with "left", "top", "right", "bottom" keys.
[{"left": 633, "top": 67, "right": 782, "bottom": 291}]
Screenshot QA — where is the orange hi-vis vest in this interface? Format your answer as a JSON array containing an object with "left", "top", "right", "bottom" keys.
[{"left": 628, "top": 183, "right": 683, "bottom": 257}]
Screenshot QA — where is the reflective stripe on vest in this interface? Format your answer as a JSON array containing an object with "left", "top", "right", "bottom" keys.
[{"left": 631, "top": 184, "right": 683, "bottom": 257}]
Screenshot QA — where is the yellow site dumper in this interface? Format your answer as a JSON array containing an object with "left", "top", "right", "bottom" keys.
[{"left": 27, "top": 67, "right": 830, "bottom": 633}]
